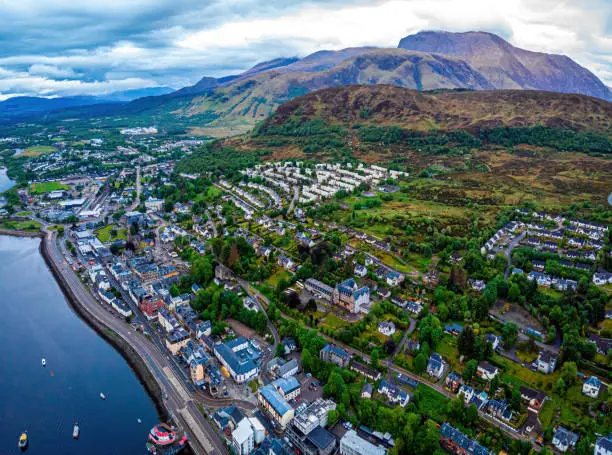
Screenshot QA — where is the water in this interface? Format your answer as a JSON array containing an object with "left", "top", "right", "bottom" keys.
[
  {"left": 0, "top": 236, "right": 159, "bottom": 454},
  {"left": 0, "top": 167, "right": 15, "bottom": 193}
]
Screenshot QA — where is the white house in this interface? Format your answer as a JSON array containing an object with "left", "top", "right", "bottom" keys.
[
  {"left": 354, "top": 263, "right": 368, "bottom": 277},
  {"left": 378, "top": 321, "right": 396, "bottom": 337},
  {"left": 232, "top": 418, "right": 255, "bottom": 455},
  {"left": 582, "top": 376, "right": 601, "bottom": 398},
  {"left": 595, "top": 434, "right": 612, "bottom": 455},
  {"left": 477, "top": 361, "right": 500, "bottom": 381},
  {"left": 552, "top": 427, "right": 579, "bottom": 453}
]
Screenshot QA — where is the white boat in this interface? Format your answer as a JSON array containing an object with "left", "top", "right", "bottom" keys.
[
  {"left": 99, "top": 393, "right": 106, "bottom": 400},
  {"left": 137, "top": 418, "right": 142, "bottom": 424},
  {"left": 73, "top": 423, "right": 79, "bottom": 439},
  {"left": 41, "top": 358, "right": 46, "bottom": 367}
]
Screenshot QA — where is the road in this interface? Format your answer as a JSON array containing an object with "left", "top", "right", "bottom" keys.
[
  {"left": 504, "top": 231, "right": 526, "bottom": 279},
  {"left": 128, "top": 166, "right": 141, "bottom": 212},
  {"left": 393, "top": 318, "right": 416, "bottom": 357},
  {"left": 44, "top": 229, "right": 229, "bottom": 455},
  {"left": 287, "top": 186, "right": 299, "bottom": 216},
  {"left": 205, "top": 209, "right": 218, "bottom": 237}
]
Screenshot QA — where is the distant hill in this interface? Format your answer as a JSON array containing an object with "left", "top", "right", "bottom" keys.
[
  {"left": 398, "top": 31, "right": 612, "bottom": 101},
  {"left": 263, "top": 85, "right": 612, "bottom": 134}
]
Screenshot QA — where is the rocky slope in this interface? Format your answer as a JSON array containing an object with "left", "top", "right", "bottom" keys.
[{"left": 398, "top": 31, "right": 612, "bottom": 101}]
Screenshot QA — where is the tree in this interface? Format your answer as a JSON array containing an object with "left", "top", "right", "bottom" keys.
[
  {"left": 465, "top": 404, "right": 478, "bottom": 425},
  {"left": 555, "top": 378, "right": 566, "bottom": 395},
  {"left": 490, "top": 375, "right": 500, "bottom": 395},
  {"left": 275, "top": 343, "right": 286, "bottom": 359},
  {"left": 501, "top": 322, "right": 518, "bottom": 349},
  {"left": 510, "top": 387, "right": 521, "bottom": 411},
  {"left": 327, "top": 409, "right": 339, "bottom": 427},
  {"left": 463, "top": 359, "right": 477, "bottom": 381},
  {"left": 508, "top": 283, "right": 521, "bottom": 302},
  {"left": 414, "top": 353, "right": 427, "bottom": 375},
  {"left": 457, "top": 326, "right": 475, "bottom": 357},
  {"left": 560, "top": 361, "right": 578, "bottom": 386}
]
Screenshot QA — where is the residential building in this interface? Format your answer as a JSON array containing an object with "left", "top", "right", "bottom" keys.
[
  {"left": 354, "top": 263, "right": 368, "bottom": 277},
  {"left": 268, "top": 357, "right": 300, "bottom": 379},
  {"left": 232, "top": 418, "right": 255, "bottom": 455},
  {"left": 305, "top": 278, "right": 334, "bottom": 301},
  {"left": 582, "top": 376, "right": 601, "bottom": 398},
  {"left": 520, "top": 386, "right": 547, "bottom": 413},
  {"left": 350, "top": 361, "right": 381, "bottom": 381},
  {"left": 258, "top": 384, "right": 295, "bottom": 429},
  {"left": 165, "top": 328, "right": 191, "bottom": 355},
  {"left": 588, "top": 334, "right": 612, "bottom": 355},
  {"left": 378, "top": 321, "right": 396, "bottom": 336},
  {"left": 476, "top": 361, "right": 499, "bottom": 381},
  {"left": 319, "top": 344, "right": 350, "bottom": 367},
  {"left": 440, "top": 423, "right": 493, "bottom": 455},
  {"left": 552, "top": 427, "right": 579, "bottom": 453},
  {"left": 340, "top": 430, "right": 387, "bottom": 455},
  {"left": 332, "top": 278, "right": 370, "bottom": 314},
  {"left": 537, "top": 350, "right": 557, "bottom": 374},
  {"left": 272, "top": 376, "right": 301, "bottom": 401},
  {"left": 426, "top": 353, "right": 446, "bottom": 379},
  {"left": 377, "top": 379, "right": 409, "bottom": 407},
  {"left": 286, "top": 400, "right": 337, "bottom": 455},
  {"left": 485, "top": 333, "right": 501, "bottom": 351},
  {"left": 595, "top": 434, "right": 612, "bottom": 455},
  {"left": 445, "top": 371, "right": 462, "bottom": 393},
  {"left": 361, "top": 383, "right": 373, "bottom": 399}
]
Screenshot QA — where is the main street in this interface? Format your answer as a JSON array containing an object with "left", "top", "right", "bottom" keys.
[{"left": 44, "top": 229, "right": 230, "bottom": 455}]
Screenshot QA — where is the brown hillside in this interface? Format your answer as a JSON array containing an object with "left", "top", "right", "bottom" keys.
[{"left": 266, "top": 85, "right": 612, "bottom": 134}]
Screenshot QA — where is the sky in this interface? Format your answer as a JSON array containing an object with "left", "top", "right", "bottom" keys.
[{"left": 0, "top": 0, "right": 610, "bottom": 100}]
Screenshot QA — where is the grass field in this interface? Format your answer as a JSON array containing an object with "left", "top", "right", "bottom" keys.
[
  {"left": 15, "top": 211, "right": 33, "bottom": 217},
  {"left": 416, "top": 384, "right": 448, "bottom": 422},
  {"left": 21, "top": 146, "right": 56, "bottom": 157},
  {"left": 95, "top": 224, "right": 127, "bottom": 243},
  {"left": 30, "top": 181, "right": 69, "bottom": 194},
  {"left": 1, "top": 220, "right": 42, "bottom": 232},
  {"left": 266, "top": 269, "right": 291, "bottom": 287}
]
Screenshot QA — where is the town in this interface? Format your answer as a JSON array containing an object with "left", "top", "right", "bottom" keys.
[{"left": 0, "top": 127, "right": 610, "bottom": 455}]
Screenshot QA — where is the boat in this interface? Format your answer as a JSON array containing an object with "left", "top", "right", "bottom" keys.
[
  {"left": 138, "top": 418, "right": 142, "bottom": 424},
  {"left": 41, "top": 358, "right": 46, "bottom": 367},
  {"left": 18, "top": 432, "right": 28, "bottom": 451},
  {"left": 99, "top": 393, "right": 106, "bottom": 400},
  {"left": 73, "top": 423, "right": 80, "bottom": 439},
  {"left": 146, "top": 424, "right": 188, "bottom": 455}
]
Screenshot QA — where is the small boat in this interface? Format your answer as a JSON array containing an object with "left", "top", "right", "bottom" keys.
[
  {"left": 41, "top": 358, "right": 46, "bottom": 367},
  {"left": 18, "top": 432, "right": 28, "bottom": 450},
  {"left": 73, "top": 423, "right": 80, "bottom": 439},
  {"left": 138, "top": 418, "right": 142, "bottom": 424},
  {"left": 99, "top": 393, "right": 106, "bottom": 400}
]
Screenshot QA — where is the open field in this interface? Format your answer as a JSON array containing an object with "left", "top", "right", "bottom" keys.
[
  {"left": 1, "top": 220, "right": 42, "bottom": 231},
  {"left": 30, "top": 181, "right": 69, "bottom": 194},
  {"left": 95, "top": 224, "right": 127, "bottom": 243},
  {"left": 21, "top": 146, "right": 56, "bottom": 157}
]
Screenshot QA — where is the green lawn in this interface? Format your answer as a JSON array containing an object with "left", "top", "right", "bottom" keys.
[
  {"left": 416, "top": 384, "right": 448, "bottom": 422},
  {"left": 320, "top": 313, "right": 350, "bottom": 332},
  {"left": 266, "top": 269, "right": 291, "bottom": 287},
  {"left": 1, "top": 220, "right": 42, "bottom": 232},
  {"left": 30, "top": 181, "right": 69, "bottom": 194},
  {"left": 95, "top": 224, "right": 127, "bottom": 243},
  {"left": 15, "top": 211, "right": 33, "bottom": 217}
]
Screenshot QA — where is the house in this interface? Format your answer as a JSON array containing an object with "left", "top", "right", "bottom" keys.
[
  {"left": 377, "top": 379, "right": 409, "bottom": 407},
  {"left": 258, "top": 384, "right": 295, "bottom": 429},
  {"left": 458, "top": 384, "right": 475, "bottom": 404},
  {"left": 339, "top": 430, "right": 387, "bottom": 455},
  {"left": 378, "top": 321, "right": 396, "bottom": 336},
  {"left": 532, "top": 260, "right": 546, "bottom": 272},
  {"left": 354, "top": 263, "right": 368, "bottom": 277},
  {"left": 282, "top": 337, "right": 297, "bottom": 355},
  {"left": 445, "top": 371, "right": 462, "bottom": 393},
  {"left": 390, "top": 296, "right": 407, "bottom": 309},
  {"left": 426, "top": 353, "right": 446, "bottom": 380},
  {"left": 361, "top": 383, "right": 373, "bottom": 399},
  {"left": 520, "top": 386, "right": 547, "bottom": 413},
  {"left": 440, "top": 423, "right": 494, "bottom": 455},
  {"left": 595, "top": 434, "right": 612, "bottom": 455},
  {"left": 333, "top": 278, "right": 370, "bottom": 313},
  {"left": 444, "top": 323, "right": 463, "bottom": 336},
  {"left": 485, "top": 333, "right": 501, "bottom": 351},
  {"left": 582, "top": 376, "right": 602, "bottom": 398},
  {"left": 350, "top": 361, "right": 381, "bottom": 381},
  {"left": 450, "top": 252, "right": 463, "bottom": 264},
  {"left": 593, "top": 271, "right": 612, "bottom": 286},
  {"left": 268, "top": 357, "right": 300, "bottom": 379},
  {"left": 487, "top": 399, "right": 512, "bottom": 421},
  {"left": 278, "top": 255, "right": 296, "bottom": 271},
  {"left": 588, "top": 334, "right": 612, "bottom": 355},
  {"left": 319, "top": 344, "right": 350, "bottom": 367},
  {"left": 537, "top": 350, "right": 557, "bottom": 374},
  {"left": 552, "top": 427, "right": 579, "bottom": 453},
  {"left": 471, "top": 280, "right": 486, "bottom": 292},
  {"left": 286, "top": 400, "right": 337, "bottom": 455},
  {"left": 476, "top": 361, "right": 499, "bottom": 381},
  {"left": 165, "top": 328, "right": 191, "bottom": 355},
  {"left": 406, "top": 300, "right": 423, "bottom": 315}
]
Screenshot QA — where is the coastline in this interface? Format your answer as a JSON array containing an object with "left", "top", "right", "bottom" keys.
[{"left": 0, "top": 229, "right": 169, "bottom": 423}]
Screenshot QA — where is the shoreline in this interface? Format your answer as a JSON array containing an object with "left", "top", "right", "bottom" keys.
[{"left": 0, "top": 229, "right": 169, "bottom": 423}]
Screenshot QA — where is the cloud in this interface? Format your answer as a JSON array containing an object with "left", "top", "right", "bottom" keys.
[{"left": 0, "top": 0, "right": 610, "bottom": 98}]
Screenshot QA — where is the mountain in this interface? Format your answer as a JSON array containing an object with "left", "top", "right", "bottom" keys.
[
  {"left": 263, "top": 85, "right": 612, "bottom": 134},
  {"left": 398, "top": 31, "right": 612, "bottom": 101},
  {"left": 0, "top": 87, "right": 173, "bottom": 121}
]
